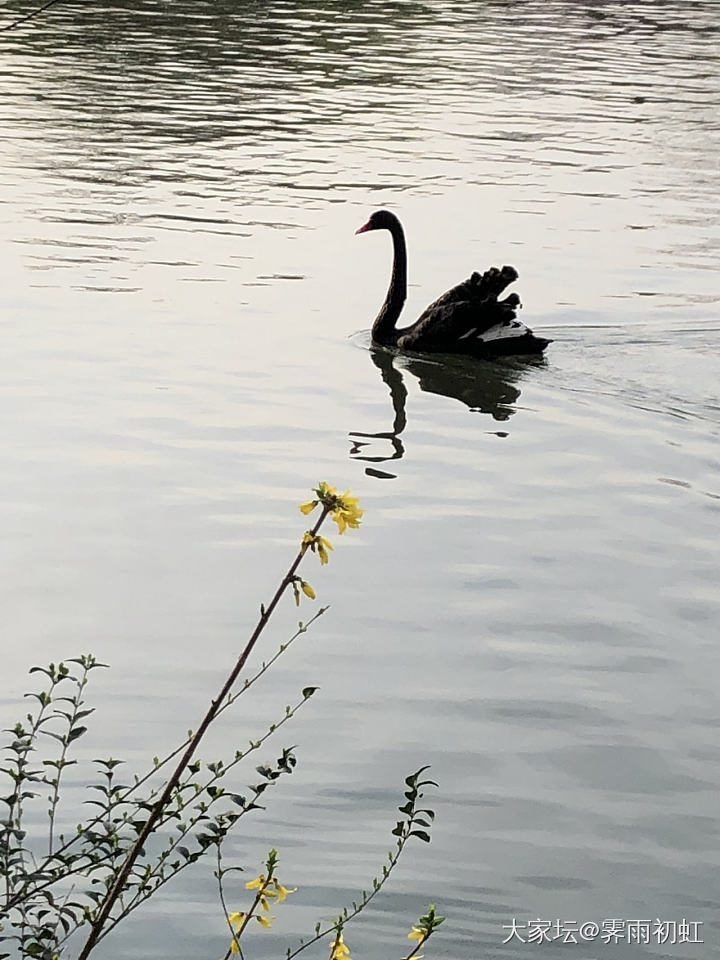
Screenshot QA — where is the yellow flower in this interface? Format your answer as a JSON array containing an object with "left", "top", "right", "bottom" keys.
[
  {"left": 245, "top": 874, "right": 266, "bottom": 890},
  {"left": 329, "top": 933, "right": 352, "bottom": 960},
  {"left": 301, "top": 580, "right": 316, "bottom": 600},
  {"left": 302, "top": 532, "right": 334, "bottom": 564},
  {"left": 342, "top": 490, "right": 361, "bottom": 508},
  {"left": 271, "top": 878, "right": 297, "bottom": 902},
  {"left": 228, "top": 912, "right": 246, "bottom": 953},
  {"left": 300, "top": 499, "right": 318, "bottom": 515},
  {"left": 256, "top": 913, "right": 275, "bottom": 928},
  {"left": 316, "top": 536, "right": 333, "bottom": 565},
  {"left": 331, "top": 491, "right": 364, "bottom": 534},
  {"left": 408, "top": 926, "right": 426, "bottom": 941}
]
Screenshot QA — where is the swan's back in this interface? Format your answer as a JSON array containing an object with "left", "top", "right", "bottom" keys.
[{"left": 397, "top": 265, "right": 546, "bottom": 356}]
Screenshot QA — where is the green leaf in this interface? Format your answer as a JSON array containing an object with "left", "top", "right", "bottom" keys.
[
  {"left": 409, "top": 829, "right": 432, "bottom": 843},
  {"left": 67, "top": 726, "right": 88, "bottom": 743},
  {"left": 42, "top": 731, "right": 65, "bottom": 743}
]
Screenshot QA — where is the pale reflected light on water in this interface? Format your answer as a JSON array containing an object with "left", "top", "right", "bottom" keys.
[{"left": 0, "top": 1, "right": 719, "bottom": 958}]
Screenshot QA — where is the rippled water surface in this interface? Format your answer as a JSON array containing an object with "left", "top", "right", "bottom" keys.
[{"left": 1, "top": 1, "right": 719, "bottom": 957}]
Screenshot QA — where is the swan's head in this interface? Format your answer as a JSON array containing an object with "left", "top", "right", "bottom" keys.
[{"left": 355, "top": 210, "right": 399, "bottom": 234}]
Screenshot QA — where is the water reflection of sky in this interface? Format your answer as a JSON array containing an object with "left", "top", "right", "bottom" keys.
[{"left": 0, "top": 3, "right": 719, "bottom": 960}]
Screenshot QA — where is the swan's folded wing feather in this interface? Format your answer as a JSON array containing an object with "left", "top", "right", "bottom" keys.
[
  {"left": 418, "top": 265, "right": 519, "bottom": 315},
  {"left": 398, "top": 265, "right": 522, "bottom": 353}
]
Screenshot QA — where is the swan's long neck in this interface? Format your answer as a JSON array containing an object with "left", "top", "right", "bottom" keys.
[{"left": 372, "top": 220, "right": 407, "bottom": 344}]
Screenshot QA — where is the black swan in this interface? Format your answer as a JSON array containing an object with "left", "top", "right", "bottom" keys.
[{"left": 356, "top": 210, "right": 551, "bottom": 357}]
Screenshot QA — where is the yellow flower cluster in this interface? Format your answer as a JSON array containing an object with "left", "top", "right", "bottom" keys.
[
  {"left": 228, "top": 874, "right": 296, "bottom": 952},
  {"left": 329, "top": 932, "right": 352, "bottom": 960},
  {"left": 301, "top": 531, "right": 334, "bottom": 565},
  {"left": 300, "top": 483, "right": 364, "bottom": 535},
  {"left": 228, "top": 906, "right": 273, "bottom": 940},
  {"left": 331, "top": 491, "right": 363, "bottom": 534},
  {"left": 246, "top": 873, "right": 296, "bottom": 904}
]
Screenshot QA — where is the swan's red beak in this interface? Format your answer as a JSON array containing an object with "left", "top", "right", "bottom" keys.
[{"left": 355, "top": 219, "right": 373, "bottom": 234}]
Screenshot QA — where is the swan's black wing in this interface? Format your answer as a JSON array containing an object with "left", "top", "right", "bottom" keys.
[
  {"left": 418, "top": 265, "right": 518, "bottom": 316},
  {"left": 397, "top": 265, "right": 550, "bottom": 356}
]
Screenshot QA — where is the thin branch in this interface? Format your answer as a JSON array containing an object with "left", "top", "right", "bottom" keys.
[
  {"left": 77, "top": 506, "right": 332, "bottom": 959},
  {"left": 98, "top": 691, "right": 312, "bottom": 939},
  {"left": 220, "top": 866, "right": 276, "bottom": 960},
  {"left": 4, "top": 608, "right": 328, "bottom": 914},
  {"left": 216, "top": 847, "right": 245, "bottom": 960},
  {"left": 286, "top": 772, "right": 435, "bottom": 960},
  {"left": 47, "top": 663, "right": 92, "bottom": 855},
  {"left": 1, "top": 0, "right": 65, "bottom": 32}
]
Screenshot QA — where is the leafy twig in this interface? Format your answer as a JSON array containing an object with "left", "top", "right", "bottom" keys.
[
  {"left": 4, "top": 609, "right": 327, "bottom": 914},
  {"left": 286, "top": 767, "right": 437, "bottom": 960},
  {"left": 76, "top": 505, "right": 332, "bottom": 959}
]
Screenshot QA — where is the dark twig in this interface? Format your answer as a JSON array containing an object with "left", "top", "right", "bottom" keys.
[
  {"left": 1, "top": 0, "right": 65, "bottom": 32},
  {"left": 76, "top": 506, "right": 331, "bottom": 959},
  {"left": 4, "top": 607, "right": 329, "bottom": 915}
]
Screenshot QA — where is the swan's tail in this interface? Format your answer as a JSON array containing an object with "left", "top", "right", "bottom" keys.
[
  {"left": 474, "top": 329, "right": 553, "bottom": 356},
  {"left": 469, "top": 267, "right": 551, "bottom": 356}
]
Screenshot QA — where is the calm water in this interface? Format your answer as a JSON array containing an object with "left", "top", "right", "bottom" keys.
[{"left": 1, "top": 1, "right": 719, "bottom": 957}]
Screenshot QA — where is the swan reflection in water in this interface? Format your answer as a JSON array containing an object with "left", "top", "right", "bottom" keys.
[{"left": 350, "top": 347, "right": 538, "bottom": 478}]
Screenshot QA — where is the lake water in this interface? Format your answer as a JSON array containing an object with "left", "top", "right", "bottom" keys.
[{"left": 1, "top": 1, "right": 719, "bottom": 958}]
